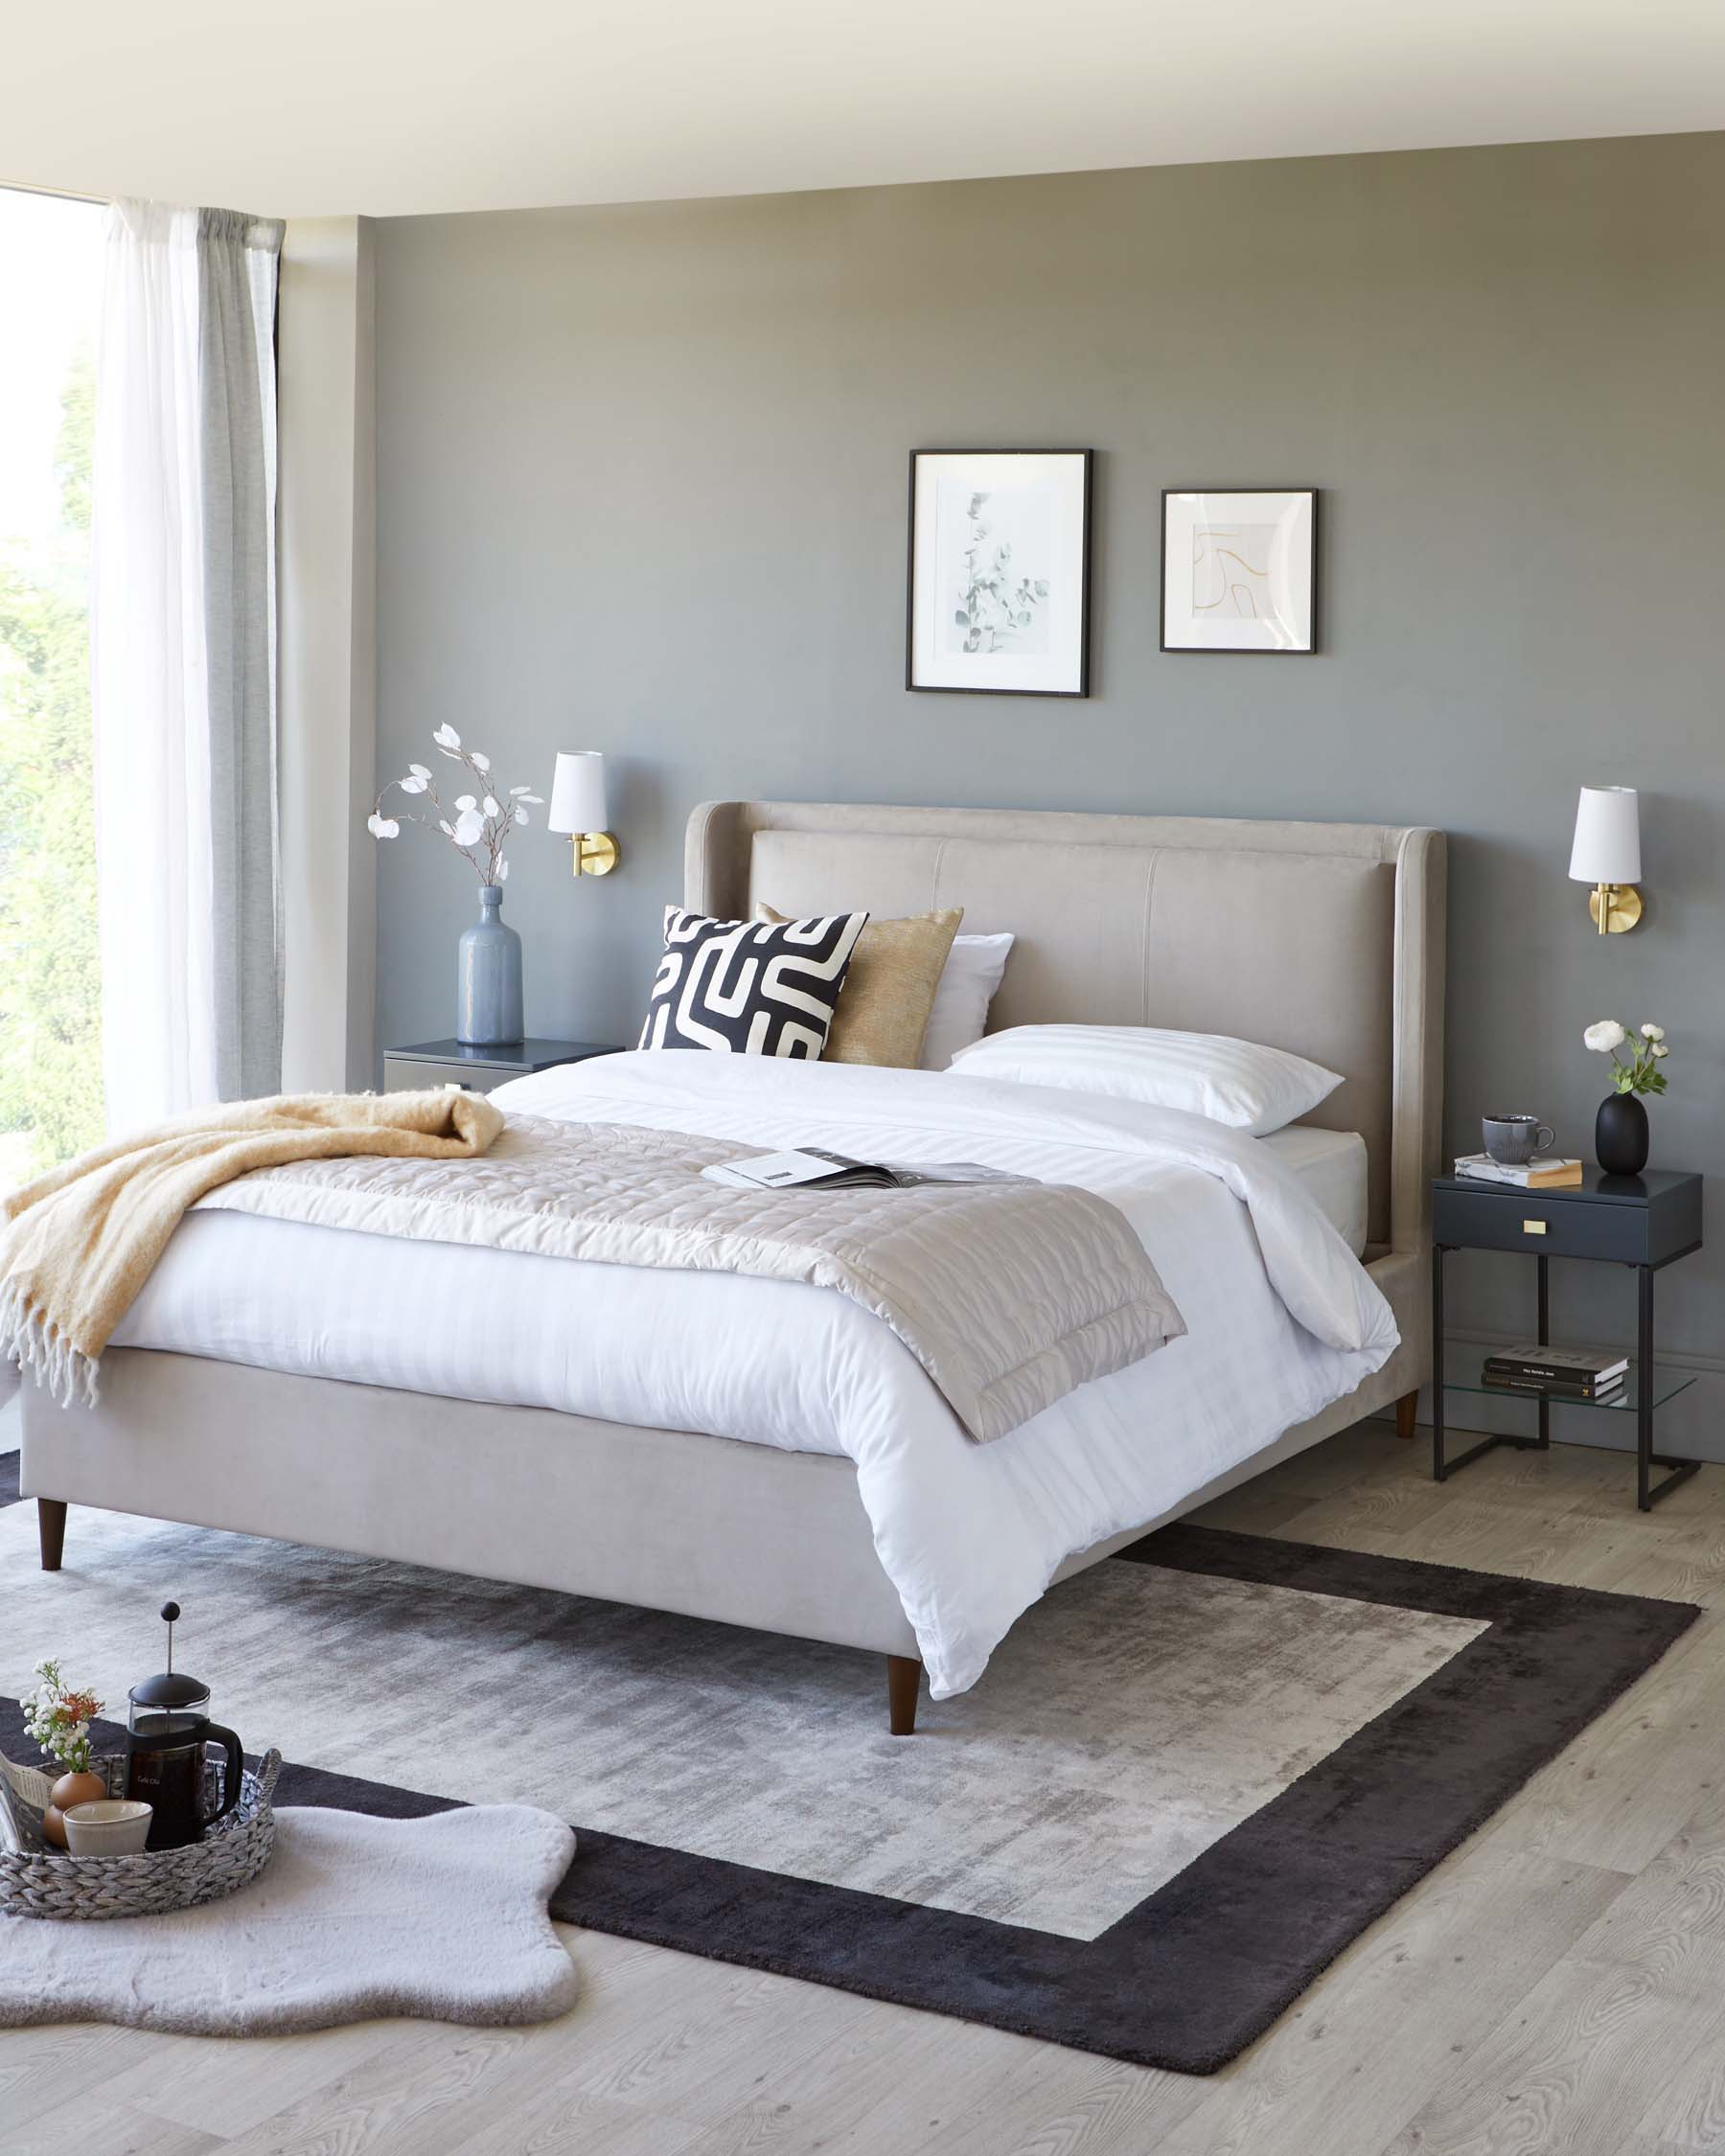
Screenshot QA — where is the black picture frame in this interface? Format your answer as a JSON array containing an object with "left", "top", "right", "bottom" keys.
[
  {"left": 1160, "top": 487, "right": 1320, "bottom": 655},
  {"left": 906, "top": 447, "right": 1093, "bottom": 698}
]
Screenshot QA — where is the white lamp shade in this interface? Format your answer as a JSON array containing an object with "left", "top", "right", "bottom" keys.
[
  {"left": 1568, "top": 785, "right": 1642, "bottom": 884},
  {"left": 548, "top": 751, "right": 609, "bottom": 835}
]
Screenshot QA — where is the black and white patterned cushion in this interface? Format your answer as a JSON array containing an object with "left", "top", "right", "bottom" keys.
[{"left": 638, "top": 906, "right": 869, "bottom": 1057}]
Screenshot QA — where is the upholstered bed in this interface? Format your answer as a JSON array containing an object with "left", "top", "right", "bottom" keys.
[{"left": 19, "top": 800, "right": 1445, "bottom": 1730}]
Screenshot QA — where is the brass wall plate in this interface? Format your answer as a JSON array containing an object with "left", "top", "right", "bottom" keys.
[
  {"left": 574, "top": 832, "right": 620, "bottom": 877},
  {"left": 1589, "top": 883, "right": 1642, "bottom": 934}
]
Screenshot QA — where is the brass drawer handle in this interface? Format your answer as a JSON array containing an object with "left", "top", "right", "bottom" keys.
[{"left": 1523, "top": 1219, "right": 1548, "bottom": 1236}]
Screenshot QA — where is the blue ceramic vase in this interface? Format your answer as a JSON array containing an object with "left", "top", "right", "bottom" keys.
[{"left": 457, "top": 885, "right": 523, "bottom": 1046}]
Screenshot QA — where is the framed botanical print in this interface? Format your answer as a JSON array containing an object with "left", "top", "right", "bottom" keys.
[
  {"left": 907, "top": 448, "right": 1092, "bottom": 697},
  {"left": 1162, "top": 489, "right": 1318, "bottom": 654}
]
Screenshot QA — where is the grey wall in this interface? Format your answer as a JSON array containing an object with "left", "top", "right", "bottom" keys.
[
  {"left": 374, "top": 132, "right": 1725, "bottom": 1447},
  {"left": 279, "top": 215, "right": 377, "bottom": 1094}
]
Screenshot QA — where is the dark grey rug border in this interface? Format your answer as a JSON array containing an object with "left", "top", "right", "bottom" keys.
[{"left": 0, "top": 1474, "right": 1697, "bottom": 2075}]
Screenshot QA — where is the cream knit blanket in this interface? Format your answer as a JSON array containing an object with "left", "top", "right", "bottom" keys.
[{"left": 0, "top": 1090, "right": 503, "bottom": 1406}]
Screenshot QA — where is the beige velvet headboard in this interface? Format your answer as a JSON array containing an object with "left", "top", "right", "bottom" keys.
[{"left": 685, "top": 801, "right": 1446, "bottom": 1256}]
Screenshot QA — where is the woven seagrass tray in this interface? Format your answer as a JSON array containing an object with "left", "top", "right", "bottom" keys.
[{"left": 0, "top": 1746, "right": 282, "bottom": 1920}]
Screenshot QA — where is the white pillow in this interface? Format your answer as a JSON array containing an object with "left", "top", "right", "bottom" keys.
[
  {"left": 919, "top": 932, "right": 1015, "bottom": 1070},
  {"left": 948, "top": 1023, "right": 1343, "bottom": 1135}
]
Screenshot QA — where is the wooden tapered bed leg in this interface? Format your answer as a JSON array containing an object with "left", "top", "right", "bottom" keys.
[
  {"left": 1395, "top": 1389, "right": 1419, "bottom": 1440},
  {"left": 886, "top": 1654, "right": 922, "bottom": 1736},
  {"left": 37, "top": 1499, "right": 67, "bottom": 1571}
]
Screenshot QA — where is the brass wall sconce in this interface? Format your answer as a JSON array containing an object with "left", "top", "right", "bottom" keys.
[
  {"left": 548, "top": 751, "right": 620, "bottom": 877},
  {"left": 1568, "top": 784, "right": 1642, "bottom": 934}
]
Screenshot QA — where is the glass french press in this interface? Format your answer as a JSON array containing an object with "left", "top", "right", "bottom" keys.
[{"left": 124, "top": 1601, "right": 245, "bottom": 1851}]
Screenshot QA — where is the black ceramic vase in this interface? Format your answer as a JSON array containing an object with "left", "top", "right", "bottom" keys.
[{"left": 1596, "top": 1091, "right": 1649, "bottom": 1177}]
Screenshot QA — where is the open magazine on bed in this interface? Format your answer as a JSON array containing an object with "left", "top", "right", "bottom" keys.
[{"left": 702, "top": 1147, "right": 1035, "bottom": 1192}]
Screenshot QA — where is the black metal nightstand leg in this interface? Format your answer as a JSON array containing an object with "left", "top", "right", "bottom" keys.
[
  {"left": 1638, "top": 1263, "right": 1653, "bottom": 1509},
  {"left": 1536, "top": 1253, "right": 1551, "bottom": 1451},
  {"left": 1432, "top": 1243, "right": 1446, "bottom": 1480},
  {"left": 1432, "top": 1238, "right": 1529, "bottom": 1484},
  {"left": 1637, "top": 1262, "right": 1701, "bottom": 1510}
]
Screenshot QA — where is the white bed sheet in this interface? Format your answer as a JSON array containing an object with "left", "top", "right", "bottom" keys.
[
  {"left": 1261, "top": 1125, "right": 1368, "bottom": 1257},
  {"left": 115, "top": 1055, "right": 1397, "bottom": 1697}
]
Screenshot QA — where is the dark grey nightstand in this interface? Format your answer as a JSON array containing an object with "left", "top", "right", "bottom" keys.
[
  {"left": 1432, "top": 1167, "right": 1704, "bottom": 1511},
  {"left": 381, "top": 1038, "right": 623, "bottom": 1095}
]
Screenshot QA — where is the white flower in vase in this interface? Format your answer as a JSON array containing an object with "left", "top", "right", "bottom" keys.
[{"left": 1584, "top": 1018, "right": 1672, "bottom": 1102}]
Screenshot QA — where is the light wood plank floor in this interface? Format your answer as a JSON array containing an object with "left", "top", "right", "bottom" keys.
[{"left": 9, "top": 1422, "right": 1725, "bottom": 2156}]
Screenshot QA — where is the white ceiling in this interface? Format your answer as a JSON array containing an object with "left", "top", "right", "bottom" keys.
[{"left": 12, "top": 0, "right": 1725, "bottom": 220}]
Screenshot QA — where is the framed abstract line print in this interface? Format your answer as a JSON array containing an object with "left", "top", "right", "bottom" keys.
[
  {"left": 1162, "top": 489, "right": 1318, "bottom": 654},
  {"left": 907, "top": 448, "right": 1092, "bottom": 697}
]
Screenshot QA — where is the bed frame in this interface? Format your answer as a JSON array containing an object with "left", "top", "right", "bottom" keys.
[{"left": 21, "top": 800, "right": 1445, "bottom": 1732}]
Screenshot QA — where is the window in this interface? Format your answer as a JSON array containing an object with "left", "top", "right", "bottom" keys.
[{"left": 0, "top": 187, "right": 105, "bottom": 1182}]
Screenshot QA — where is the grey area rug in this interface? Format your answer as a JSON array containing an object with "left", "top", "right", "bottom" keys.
[{"left": 0, "top": 1479, "right": 1695, "bottom": 2072}]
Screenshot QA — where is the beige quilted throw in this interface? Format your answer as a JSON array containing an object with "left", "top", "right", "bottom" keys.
[
  {"left": 201, "top": 1114, "right": 1186, "bottom": 1443},
  {"left": 0, "top": 1090, "right": 503, "bottom": 1406}
]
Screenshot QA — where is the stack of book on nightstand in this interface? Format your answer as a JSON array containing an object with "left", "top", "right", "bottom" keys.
[
  {"left": 1482, "top": 1342, "right": 1629, "bottom": 1403},
  {"left": 1454, "top": 1153, "right": 1584, "bottom": 1188}
]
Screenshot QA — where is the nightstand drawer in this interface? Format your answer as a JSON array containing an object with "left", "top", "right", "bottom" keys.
[
  {"left": 383, "top": 1057, "right": 502, "bottom": 1093},
  {"left": 1434, "top": 1185, "right": 1653, "bottom": 1263},
  {"left": 382, "top": 1040, "right": 624, "bottom": 1097}
]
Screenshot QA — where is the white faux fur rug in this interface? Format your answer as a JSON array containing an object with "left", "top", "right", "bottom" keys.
[{"left": 0, "top": 1804, "right": 580, "bottom": 2033}]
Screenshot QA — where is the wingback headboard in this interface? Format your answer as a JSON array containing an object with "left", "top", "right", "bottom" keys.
[{"left": 685, "top": 801, "right": 1446, "bottom": 1256}]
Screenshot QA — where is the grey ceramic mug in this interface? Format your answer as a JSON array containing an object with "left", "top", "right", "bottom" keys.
[{"left": 1483, "top": 1114, "right": 1555, "bottom": 1167}]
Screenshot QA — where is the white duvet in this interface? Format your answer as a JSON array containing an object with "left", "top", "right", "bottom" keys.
[{"left": 117, "top": 1053, "right": 1398, "bottom": 1697}]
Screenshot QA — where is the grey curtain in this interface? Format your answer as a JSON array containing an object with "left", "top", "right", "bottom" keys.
[{"left": 197, "top": 208, "right": 285, "bottom": 1101}]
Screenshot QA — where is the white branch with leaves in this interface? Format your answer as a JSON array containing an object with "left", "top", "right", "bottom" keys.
[{"left": 369, "top": 725, "right": 543, "bottom": 887}]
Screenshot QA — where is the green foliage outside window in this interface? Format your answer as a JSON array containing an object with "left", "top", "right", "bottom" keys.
[{"left": 0, "top": 346, "right": 104, "bottom": 1180}]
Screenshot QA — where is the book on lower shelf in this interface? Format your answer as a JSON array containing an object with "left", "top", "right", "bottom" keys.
[
  {"left": 1483, "top": 1369, "right": 1626, "bottom": 1403},
  {"left": 1454, "top": 1153, "right": 1584, "bottom": 1188},
  {"left": 1482, "top": 1340, "right": 1629, "bottom": 1397}
]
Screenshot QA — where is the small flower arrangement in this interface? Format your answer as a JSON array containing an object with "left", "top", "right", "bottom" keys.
[
  {"left": 21, "top": 1660, "right": 104, "bottom": 1775},
  {"left": 367, "top": 725, "right": 543, "bottom": 887},
  {"left": 1583, "top": 1020, "right": 1670, "bottom": 1096}
]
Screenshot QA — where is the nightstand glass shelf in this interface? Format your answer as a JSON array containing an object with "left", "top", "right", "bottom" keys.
[{"left": 1441, "top": 1345, "right": 1696, "bottom": 1418}]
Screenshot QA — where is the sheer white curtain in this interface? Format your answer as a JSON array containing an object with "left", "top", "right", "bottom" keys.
[{"left": 92, "top": 201, "right": 284, "bottom": 1133}]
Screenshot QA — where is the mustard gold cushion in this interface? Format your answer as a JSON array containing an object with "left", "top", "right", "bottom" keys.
[{"left": 755, "top": 904, "right": 963, "bottom": 1067}]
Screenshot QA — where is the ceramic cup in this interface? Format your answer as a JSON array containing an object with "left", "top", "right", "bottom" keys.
[
  {"left": 63, "top": 1799, "right": 153, "bottom": 1856},
  {"left": 1483, "top": 1114, "right": 1556, "bottom": 1167}
]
